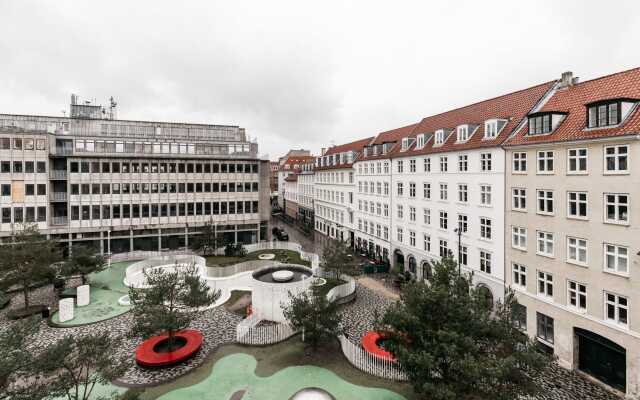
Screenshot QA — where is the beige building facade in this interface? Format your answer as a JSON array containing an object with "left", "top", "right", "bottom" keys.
[{"left": 504, "top": 68, "right": 640, "bottom": 397}]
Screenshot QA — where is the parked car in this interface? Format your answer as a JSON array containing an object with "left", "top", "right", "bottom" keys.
[{"left": 271, "top": 227, "right": 289, "bottom": 241}]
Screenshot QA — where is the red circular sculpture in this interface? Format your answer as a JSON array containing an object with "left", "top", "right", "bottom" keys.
[
  {"left": 135, "top": 329, "right": 203, "bottom": 367},
  {"left": 362, "top": 331, "right": 395, "bottom": 361}
]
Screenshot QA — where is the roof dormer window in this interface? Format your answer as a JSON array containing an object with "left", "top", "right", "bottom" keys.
[
  {"left": 456, "top": 125, "right": 469, "bottom": 142},
  {"left": 416, "top": 134, "right": 425, "bottom": 149},
  {"left": 484, "top": 118, "right": 507, "bottom": 139},
  {"left": 434, "top": 129, "right": 445, "bottom": 145},
  {"left": 587, "top": 99, "right": 636, "bottom": 129},
  {"left": 528, "top": 112, "right": 565, "bottom": 135},
  {"left": 485, "top": 120, "right": 497, "bottom": 138},
  {"left": 401, "top": 137, "right": 410, "bottom": 151}
]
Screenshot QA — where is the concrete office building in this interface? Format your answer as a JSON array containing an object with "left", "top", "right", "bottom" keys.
[{"left": 0, "top": 95, "right": 270, "bottom": 254}]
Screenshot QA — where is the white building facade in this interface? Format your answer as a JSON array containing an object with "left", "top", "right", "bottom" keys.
[
  {"left": 314, "top": 138, "right": 372, "bottom": 243},
  {"left": 353, "top": 126, "right": 416, "bottom": 261}
]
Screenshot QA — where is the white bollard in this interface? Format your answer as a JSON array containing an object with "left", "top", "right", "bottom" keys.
[
  {"left": 59, "top": 298, "right": 74, "bottom": 322},
  {"left": 76, "top": 284, "right": 90, "bottom": 306}
]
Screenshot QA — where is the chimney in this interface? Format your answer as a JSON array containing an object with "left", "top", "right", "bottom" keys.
[{"left": 559, "top": 71, "right": 575, "bottom": 88}]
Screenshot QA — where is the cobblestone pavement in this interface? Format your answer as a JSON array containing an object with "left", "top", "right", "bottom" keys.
[{"left": 1, "top": 285, "right": 242, "bottom": 387}]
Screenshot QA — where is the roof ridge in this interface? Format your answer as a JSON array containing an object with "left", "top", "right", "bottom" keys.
[
  {"left": 416, "top": 80, "right": 556, "bottom": 122},
  {"left": 569, "top": 66, "right": 640, "bottom": 87}
]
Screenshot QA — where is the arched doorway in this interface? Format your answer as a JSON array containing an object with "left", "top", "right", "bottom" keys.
[
  {"left": 420, "top": 261, "right": 433, "bottom": 281},
  {"left": 394, "top": 249, "right": 405, "bottom": 272},
  {"left": 476, "top": 285, "right": 494, "bottom": 310},
  {"left": 575, "top": 328, "right": 626, "bottom": 392},
  {"left": 408, "top": 255, "right": 417, "bottom": 274}
]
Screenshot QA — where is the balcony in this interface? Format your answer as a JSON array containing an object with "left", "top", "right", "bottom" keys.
[
  {"left": 51, "top": 216, "right": 68, "bottom": 226},
  {"left": 54, "top": 147, "right": 73, "bottom": 156},
  {"left": 50, "top": 192, "right": 67, "bottom": 202},
  {"left": 49, "top": 170, "right": 68, "bottom": 180}
]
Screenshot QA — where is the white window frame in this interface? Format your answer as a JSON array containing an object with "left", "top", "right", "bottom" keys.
[
  {"left": 567, "top": 191, "right": 588, "bottom": 220},
  {"left": 604, "top": 292, "right": 628, "bottom": 327},
  {"left": 537, "top": 271, "right": 554, "bottom": 299},
  {"left": 458, "top": 154, "right": 468, "bottom": 172},
  {"left": 512, "top": 152, "right": 527, "bottom": 173},
  {"left": 457, "top": 184, "right": 468, "bottom": 203},
  {"left": 536, "top": 231, "right": 554, "bottom": 258},
  {"left": 440, "top": 156, "right": 448, "bottom": 172},
  {"left": 537, "top": 150, "right": 554, "bottom": 174},
  {"left": 457, "top": 214, "right": 468, "bottom": 233},
  {"left": 603, "top": 243, "right": 629, "bottom": 276},
  {"left": 512, "top": 188, "right": 527, "bottom": 211},
  {"left": 603, "top": 145, "right": 629, "bottom": 175},
  {"left": 566, "top": 236, "right": 588, "bottom": 266},
  {"left": 567, "top": 280, "right": 587, "bottom": 312},
  {"left": 537, "top": 189, "right": 554, "bottom": 215},
  {"left": 480, "top": 152, "right": 492, "bottom": 172},
  {"left": 604, "top": 193, "right": 629, "bottom": 225},
  {"left": 511, "top": 226, "right": 527, "bottom": 250},
  {"left": 567, "top": 148, "right": 588, "bottom": 174},
  {"left": 480, "top": 217, "right": 492, "bottom": 240},
  {"left": 480, "top": 184, "right": 492, "bottom": 206},
  {"left": 512, "top": 263, "right": 527, "bottom": 289},
  {"left": 479, "top": 250, "right": 492, "bottom": 274}
]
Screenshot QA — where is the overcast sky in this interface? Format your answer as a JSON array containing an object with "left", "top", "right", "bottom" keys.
[{"left": 1, "top": 1, "right": 639, "bottom": 159}]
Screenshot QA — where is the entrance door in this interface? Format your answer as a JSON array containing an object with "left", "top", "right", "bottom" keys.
[{"left": 576, "top": 328, "right": 626, "bottom": 392}]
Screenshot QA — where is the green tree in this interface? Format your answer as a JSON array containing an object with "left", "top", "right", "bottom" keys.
[
  {"left": 282, "top": 285, "right": 342, "bottom": 351},
  {"left": 320, "top": 239, "right": 352, "bottom": 279},
  {"left": 129, "top": 263, "right": 220, "bottom": 350},
  {"left": 190, "top": 219, "right": 223, "bottom": 256},
  {"left": 0, "top": 317, "right": 40, "bottom": 396},
  {"left": 0, "top": 224, "right": 61, "bottom": 311},
  {"left": 62, "top": 245, "right": 106, "bottom": 285},
  {"left": 380, "top": 256, "right": 551, "bottom": 400},
  {"left": 32, "top": 332, "right": 134, "bottom": 400}
]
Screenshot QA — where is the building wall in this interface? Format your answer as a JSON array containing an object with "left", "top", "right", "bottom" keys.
[
  {"left": 0, "top": 113, "right": 269, "bottom": 252},
  {"left": 314, "top": 167, "right": 355, "bottom": 241},
  {"left": 391, "top": 148, "right": 506, "bottom": 300},
  {"left": 353, "top": 158, "right": 392, "bottom": 259},
  {"left": 505, "top": 138, "right": 640, "bottom": 394}
]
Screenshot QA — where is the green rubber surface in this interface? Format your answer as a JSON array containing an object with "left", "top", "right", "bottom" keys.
[
  {"left": 51, "top": 261, "right": 135, "bottom": 326},
  {"left": 156, "top": 353, "right": 406, "bottom": 400}
]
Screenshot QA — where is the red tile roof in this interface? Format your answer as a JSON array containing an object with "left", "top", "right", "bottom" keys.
[
  {"left": 323, "top": 137, "right": 375, "bottom": 156},
  {"left": 316, "top": 136, "right": 375, "bottom": 171},
  {"left": 355, "top": 124, "right": 420, "bottom": 162},
  {"left": 506, "top": 67, "right": 640, "bottom": 146},
  {"left": 372, "top": 124, "right": 419, "bottom": 145},
  {"left": 388, "top": 81, "right": 555, "bottom": 157},
  {"left": 279, "top": 155, "right": 315, "bottom": 171}
]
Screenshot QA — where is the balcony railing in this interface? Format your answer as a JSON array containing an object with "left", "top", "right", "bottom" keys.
[
  {"left": 50, "top": 192, "right": 67, "bottom": 202},
  {"left": 55, "top": 147, "right": 73, "bottom": 156},
  {"left": 51, "top": 216, "right": 68, "bottom": 226},
  {"left": 49, "top": 170, "right": 68, "bottom": 180}
]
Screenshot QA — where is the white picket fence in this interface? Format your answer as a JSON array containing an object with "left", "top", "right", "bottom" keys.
[
  {"left": 108, "top": 249, "right": 194, "bottom": 262},
  {"left": 325, "top": 274, "right": 357, "bottom": 302},
  {"left": 218, "top": 241, "right": 320, "bottom": 270},
  {"left": 207, "top": 259, "right": 278, "bottom": 278},
  {"left": 236, "top": 321, "right": 297, "bottom": 345},
  {"left": 337, "top": 334, "right": 408, "bottom": 381}
]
